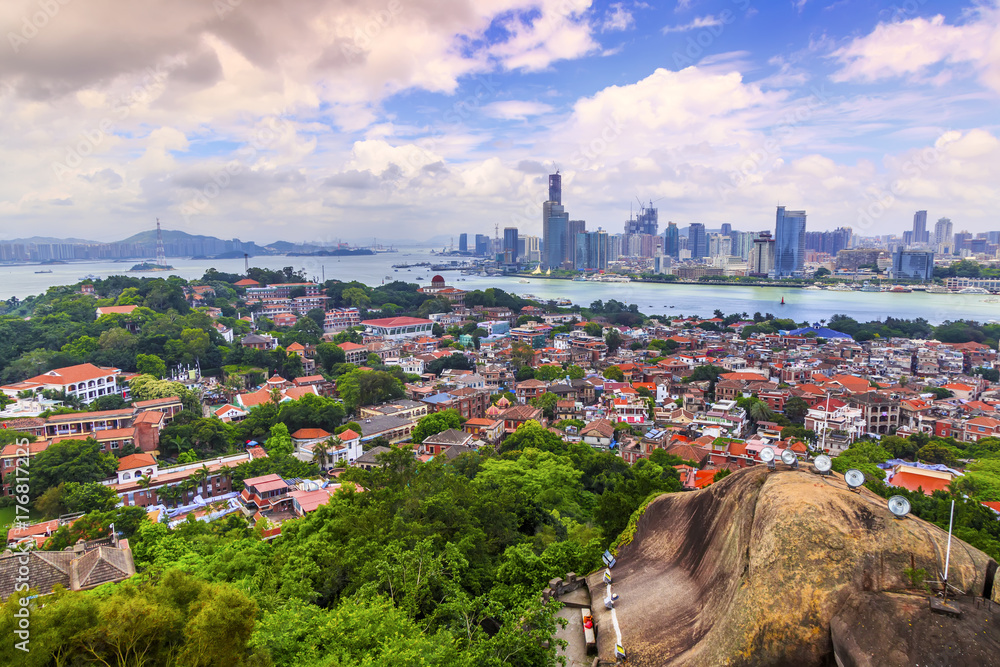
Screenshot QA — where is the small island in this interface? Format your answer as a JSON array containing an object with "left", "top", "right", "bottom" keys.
[{"left": 129, "top": 262, "right": 174, "bottom": 272}]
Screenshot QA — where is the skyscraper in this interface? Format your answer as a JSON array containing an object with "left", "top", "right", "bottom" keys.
[
  {"left": 567, "top": 220, "right": 586, "bottom": 265},
  {"left": 459, "top": 233, "right": 468, "bottom": 253},
  {"left": 893, "top": 249, "right": 934, "bottom": 281},
  {"left": 544, "top": 204, "right": 568, "bottom": 269},
  {"left": 912, "top": 210, "right": 928, "bottom": 244},
  {"left": 663, "top": 222, "right": 679, "bottom": 258},
  {"left": 721, "top": 223, "right": 732, "bottom": 237},
  {"left": 503, "top": 227, "right": 519, "bottom": 263},
  {"left": 934, "top": 217, "right": 953, "bottom": 245},
  {"left": 549, "top": 172, "right": 561, "bottom": 205},
  {"left": 575, "top": 230, "right": 608, "bottom": 270},
  {"left": 475, "top": 234, "right": 490, "bottom": 256},
  {"left": 688, "top": 223, "right": 707, "bottom": 259},
  {"left": 749, "top": 232, "right": 776, "bottom": 276},
  {"left": 625, "top": 201, "right": 658, "bottom": 236},
  {"left": 774, "top": 206, "right": 807, "bottom": 277}
]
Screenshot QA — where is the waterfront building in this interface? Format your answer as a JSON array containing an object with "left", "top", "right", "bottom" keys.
[
  {"left": 475, "top": 234, "right": 490, "bottom": 256},
  {"left": 575, "top": 230, "right": 609, "bottom": 270},
  {"left": 503, "top": 227, "right": 519, "bottom": 263},
  {"left": 459, "top": 233, "right": 468, "bottom": 253},
  {"left": 749, "top": 232, "right": 776, "bottom": 277},
  {"left": 774, "top": 206, "right": 807, "bottom": 278},
  {"left": 912, "top": 210, "right": 929, "bottom": 244},
  {"left": 892, "top": 249, "right": 934, "bottom": 281}
]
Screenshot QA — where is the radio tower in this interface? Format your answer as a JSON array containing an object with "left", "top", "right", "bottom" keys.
[{"left": 154, "top": 218, "right": 167, "bottom": 267}]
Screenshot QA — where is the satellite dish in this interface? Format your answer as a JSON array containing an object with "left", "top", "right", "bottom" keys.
[
  {"left": 759, "top": 447, "right": 775, "bottom": 463},
  {"left": 814, "top": 454, "right": 832, "bottom": 472},
  {"left": 844, "top": 469, "right": 865, "bottom": 489},
  {"left": 780, "top": 450, "right": 797, "bottom": 465},
  {"left": 887, "top": 495, "right": 911, "bottom": 518}
]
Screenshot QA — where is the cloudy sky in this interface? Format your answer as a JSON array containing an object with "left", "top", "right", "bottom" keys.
[{"left": 1, "top": 0, "right": 998, "bottom": 244}]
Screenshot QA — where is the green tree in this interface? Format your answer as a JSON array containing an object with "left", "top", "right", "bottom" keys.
[
  {"left": 27, "top": 439, "right": 119, "bottom": 500},
  {"left": 605, "top": 328, "right": 623, "bottom": 355},
  {"left": 530, "top": 392, "right": 559, "bottom": 420},
  {"left": 412, "top": 409, "right": 465, "bottom": 444},
  {"left": 604, "top": 366, "right": 625, "bottom": 382},
  {"left": 265, "top": 423, "right": 295, "bottom": 458},
  {"left": 136, "top": 353, "right": 167, "bottom": 378},
  {"left": 783, "top": 396, "right": 811, "bottom": 425}
]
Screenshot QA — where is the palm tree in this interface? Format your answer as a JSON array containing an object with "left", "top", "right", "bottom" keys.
[
  {"left": 312, "top": 437, "right": 339, "bottom": 471},
  {"left": 749, "top": 400, "right": 773, "bottom": 426},
  {"left": 179, "top": 478, "right": 197, "bottom": 503},
  {"left": 158, "top": 485, "right": 182, "bottom": 508},
  {"left": 191, "top": 465, "right": 210, "bottom": 495}
]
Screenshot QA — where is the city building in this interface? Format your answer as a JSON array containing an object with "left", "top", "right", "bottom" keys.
[
  {"left": 503, "top": 227, "right": 519, "bottom": 263},
  {"left": 934, "top": 217, "right": 954, "bottom": 247},
  {"left": 911, "top": 210, "right": 929, "bottom": 244},
  {"left": 0, "top": 363, "right": 122, "bottom": 402},
  {"left": 892, "top": 249, "right": 934, "bottom": 281},
  {"left": 774, "top": 206, "right": 807, "bottom": 278},
  {"left": 663, "top": 222, "right": 679, "bottom": 258},
  {"left": 749, "top": 232, "right": 776, "bottom": 277},
  {"left": 688, "top": 223, "right": 707, "bottom": 259},
  {"left": 575, "top": 230, "right": 608, "bottom": 270},
  {"left": 360, "top": 316, "right": 434, "bottom": 340},
  {"left": 475, "top": 234, "right": 490, "bottom": 256}
]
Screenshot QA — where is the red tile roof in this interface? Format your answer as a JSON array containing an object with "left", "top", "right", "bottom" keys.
[
  {"left": 290, "top": 428, "right": 332, "bottom": 440},
  {"left": 362, "top": 316, "right": 434, "bottom": 327},
  {"left": 889, "top": 471, "right": 951, "bottom": 495},
  {"left": 118, "top": 453, "right": 156, "bottom": 470}
]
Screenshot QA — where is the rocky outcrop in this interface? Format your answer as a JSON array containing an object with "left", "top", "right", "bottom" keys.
[{"left": 586, "top": 466, "right": 998, "bottom": 666}]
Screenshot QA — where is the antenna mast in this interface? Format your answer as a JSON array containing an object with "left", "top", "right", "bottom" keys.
[{"left": 155, "top": 218, "right": 166, "bottom": 267}]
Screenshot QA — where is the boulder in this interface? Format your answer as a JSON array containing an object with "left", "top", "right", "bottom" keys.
[{"left": 586, "top": 465, "right": 998, "bottom": 666}]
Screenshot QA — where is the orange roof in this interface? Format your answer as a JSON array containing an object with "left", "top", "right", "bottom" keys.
[
  {"left": 118, "top": 453, "right": 156, "bottom": 470},
  {"left": 287, "top": 342, "right": 306, "bottom": 351},
  {"left": 234, "top": 278, "right": 260, "bottom": 286},
  {"left": 290, "top": 428, "right": 332, "bottom": 440},
  {"left": 339, "top": 342, "right": 366, "bottom": 351},
  {"left": 720, "top": 372, "right": 769, "bottom": 382},
  {"left": 96, "top": 305, "right": 138, "bottom": 315},
  {"left": 337, "top": 429, "right": 360, "bottom": 441},
  {"left": 691, "top": 470, "right": 716, "bottom": 489},
  {"left": 889, "top": 471, "right": 951, "bottom": 495},
  {"left": 21, "top": 363, "right": 115, "bottom": 386},
  {"left": 943, "top": 383, "right": 974, "bottom": 391}
]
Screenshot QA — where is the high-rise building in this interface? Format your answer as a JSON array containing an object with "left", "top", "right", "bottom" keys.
[
  {"left": 520, "top": 235, "right": 541, "bottom": 263},
  {"left": 625, "top": 201, "right": 658, "bottom": 236},
  {"left": 458, "top": 233, "right": 468, "bottom": 253},
  {"left": 774, "top": 206, "right": 807, "bottom": 277},
  {"left": 549, "top": 172, "right": 561, "bottom": 205},
  {"left": 575, "top": 230, "right": 609, "bottom": 270},
  {"left": 893, "top": 249, "right": 934, "bottom": 281},
  {"left": 544, "top": 205, "right": 569, "bottom": 269},
  {"left": 663, "top": 222, "right": 679, "bottom": 258},
  {"left": 688, "top": 223, "right": 707, "bottom": 259},
  {"left": 953, "top": 230, "right": 972, "bottom": 255},
  {"left": 475, "top": 234, "right": 490, "bottom": 256},
  {"left": 912, "top": 210, "right": 929, "bottom": 244},
  {"left": 721, "top": 223, "right": 732, "bottom": 237},
  {"left": 503, "top": 227, "right": 519, "bottom": 263},
  {"left": 567, "top": 220, "right": 586, "bottom": 265},
  {"left": 749, "top": 232, "right": 776, "bottom": 276},
  {"left": 934, "top": 217, "right": 953, "bottom": 246}
]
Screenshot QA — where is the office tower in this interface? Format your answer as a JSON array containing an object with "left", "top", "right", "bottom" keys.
[
  {"left": 475, "top": 234, "right": 490, "bottom": 256},
  {"left": 575, "top": 230, "right": 608, "bottom": 270},
  {"left": 607, "top": 234, "right": 623, "bottom": 262},
  {"left": 688, "top": 223, "right": 707, "bottom": 259},
  {"left": 503, "top": 227, "right": 519, "bottom": 263},
  {"left": 953, "top": 230, "right": 972, "bottom": 255},
  {"left": 544, "top": 206, "right": 568, "bottom": 269},
  {"left": 902, "top": 231, "right": 914, "bottom": 246},
  {"left": 774, "top": 206, "right": 807, "bottom": 277},
  {"left": 988, "top": 231, "right": 1000, "bottom": 245},
  {"left": 567, "top": 220, "right": 586, "bottom": 265},
  {"left": 934, "top": 217, "right": 953, "bottom": 245},
  {"left": 549, "top": 171, "right": 561, "bottom": 205},
  {"left": 663, "top": 221, "right": 679, "bottom": 258},
  {"left": 732, "top": 231, "right": 754, "bottom": 260},
  {"left": 893, "top": 249, "right": 934, "bottom": 281},
  {"left": 721, "top": 223, "right": 732, "bottom": 237},
  {"left": 625, "top": 200, "right": 659, "bottom": 236},
  {"left": 459, "top": 233, "right": 468, "bottom": 253},
  {"left": 749, "top": 232, "right": 776, "bottom": 276},
  {"left": 912, "top": 210, "right": 929, "bottom": 244}
]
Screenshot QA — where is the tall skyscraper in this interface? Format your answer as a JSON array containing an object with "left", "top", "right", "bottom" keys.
[
  {"left": 688, "top": 223, "right": 707, "bottom": 259},
  {"left": 953, "top": 230, "right": 972, "bottom": 255},
  {"left": 912, "top": 210, "right": 929, "bottom": 244},
  {"left": 459, "top": 233, "right": 468, "bottom": 253},
  {"left": 503, "top": 227, "right": 519, "bottom": 263},
  {"left": 475, "top": 234, "right": 490, "bottom": 256},
  {"left": 544, "top": 205, "right": 568, "bottom": 269},
  {"left": 721, "top": 223, "right": 732, "bottom": 237},
  {"left": 549, "top": 171, "right": 561, "bottom": 205},
  {"left": 625, "top": 201, "right": 658, "bottom": 236},
  {"left": 663, "top": 222, "right": 679, "bottom": 258},
  {"left": 774, "top": 206, "right": 807, "bottom": 277},
  {"left": 934, "top": 217, "right": 953, "bottom": 245},
  {"left": 575, "top": 230, "right": 608, "bottom": 270},
  {"left": 567, "top": 220, "right": 586, "bottom": 265}
]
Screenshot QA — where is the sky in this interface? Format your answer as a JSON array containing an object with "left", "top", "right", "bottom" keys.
[{"left": 1, "top": 0, "right": 999, "bottom": 244}]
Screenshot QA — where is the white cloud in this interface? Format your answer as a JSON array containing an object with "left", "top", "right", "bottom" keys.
[
  {"left": 481, "top": 100, "right": 556, "bottom": 119},
  {"left": 662, "top": 15, "right": 725, "bottom": 34},
  {"left": 601, "top": 3, "right": 635, "bottom": 32},
  {"left": 831, "top": 7, "right": 1000, "bottom": 94}
]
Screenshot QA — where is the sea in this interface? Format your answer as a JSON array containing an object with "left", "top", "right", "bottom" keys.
[{"left": 2, "top": 249, "right": 998, "bottom": 326}]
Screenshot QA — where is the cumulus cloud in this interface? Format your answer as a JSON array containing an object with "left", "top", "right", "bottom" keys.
[
  {"left": 831, "top": 7, "right": 1000, "bottom": 94},
  {"left": 481, "top": 100, "right": 555, "bottom": 119},
  {"left": 601, "top": 3, "right": 635, "bottom": 32}
]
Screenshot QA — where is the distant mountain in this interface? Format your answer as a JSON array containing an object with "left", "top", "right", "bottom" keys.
[{"left": 5, "top": 236, "right": 101, "bottom": 244}]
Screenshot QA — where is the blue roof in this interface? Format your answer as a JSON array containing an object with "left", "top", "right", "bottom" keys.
[
  {"left": 784, "top": 325, "right": 853, "bottom": 339},
  {"left": 422, "top": 393, "right": 453, "bottom": 404}
]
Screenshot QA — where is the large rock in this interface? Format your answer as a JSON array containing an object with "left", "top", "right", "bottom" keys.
[{"left": 586, "top": 466, "right": 998, "bottom": 666}]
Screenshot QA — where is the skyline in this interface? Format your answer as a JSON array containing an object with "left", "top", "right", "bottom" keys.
[{"left": 2, "top": 1, "right": 1000, "bottom": 242}]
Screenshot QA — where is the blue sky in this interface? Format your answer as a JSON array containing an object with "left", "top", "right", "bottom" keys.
[{"left": 1, "top": 0, "right": 998, "bottom": 243}]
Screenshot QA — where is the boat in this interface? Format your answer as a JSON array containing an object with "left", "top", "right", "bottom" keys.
[
  {"left": 926, "top": 285, "right": 951, "bottom": 294},
  {"left": 959, "top": 286, "right": 990, "bottom": 294},
  {"left": 519, "top": 279, "right": 530, "bottom": 284},
  {"left": 827, "top": 284, "right": 854, "bottom": 292},
  {"left": 889, "top": 285, "right": 912, "bottom": 293},
  {"left": 802, "top": 284, "right": 823, "bottom": 290},
  {"left": 555, "top": 298, "right": 572, "bottom": 306},
  {"left": 859, "top": 281, "right": 882, "bottom": 293},
  {"left": 34, "top": 269, "right": 53, "bottom": 274},
  {"left": 670, "top": 305, "right": 675, "bottom": 308},
  {"left": 572, "top": 276, "right": 588, "bottom": 282}
]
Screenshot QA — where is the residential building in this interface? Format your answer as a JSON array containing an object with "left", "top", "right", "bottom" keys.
[
  {"left": 892, "top": 249, "right": 934, "bottom": 281},
  {"left": 361, "top": 316, "right": 434, "bottom": 340},
  {"left": 0, "top": 363, "right": 122, "bottom": 402}
]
